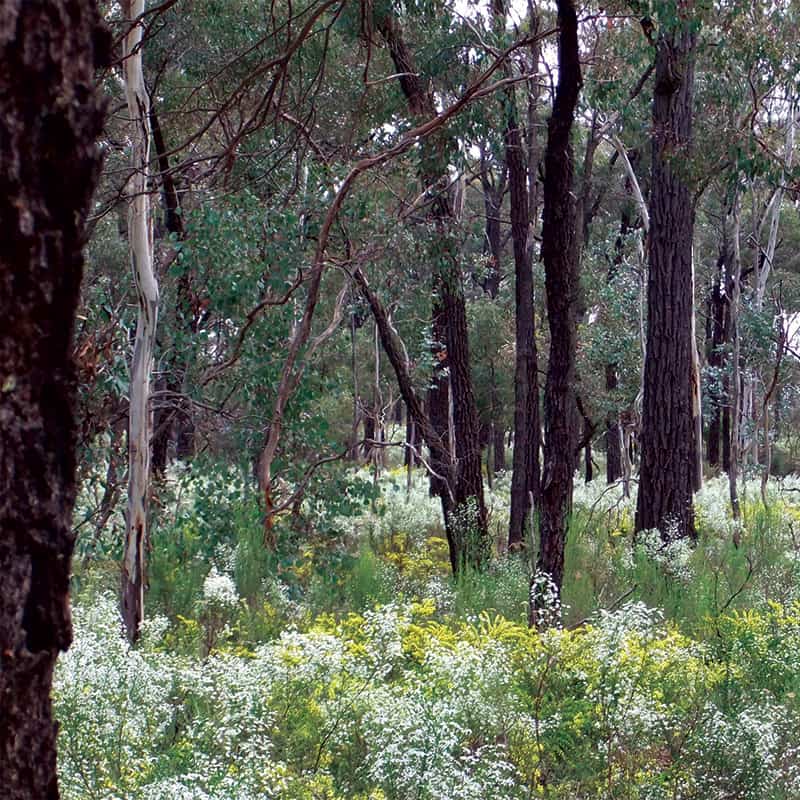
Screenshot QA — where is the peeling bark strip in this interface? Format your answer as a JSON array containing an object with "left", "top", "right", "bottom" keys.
[
  {"left": 535, "top": 0, "right": 582, "bottom": 612},
  {"left": 122, "top": 0, "right": 159, "bottom": 643},
  {"left": 635, "top": 23, "right": 696, "bottom": 540},
  {"left": 0, "top": 1, "right": 108, "bottom": 796}
]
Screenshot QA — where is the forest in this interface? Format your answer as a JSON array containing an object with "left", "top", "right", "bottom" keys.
[{"left": 3, "top": 0, "right": 800, "bottom": 798}]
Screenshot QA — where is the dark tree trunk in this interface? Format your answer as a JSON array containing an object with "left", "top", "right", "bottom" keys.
[
  {"left": 354, "top": 268, "right": 469, "bottom": 574},
  {"left": 150, "top": 103, "right": 194, "bottom": 475},
  {"left": 635, "top": 25, "right": 697, "bottom": 540},
  {"left": 722, "top": 377, "right": 732, "bottom": 473},
  {"left": 480, "top": 170, "right": 505, "bottom": 298},
  {"left": 438, "top": 259, "right": 490, "bottom": 565},
  {"left": 493, "top": 426, "right": 506, "bottom": 473},
  {"left": 363, "top": 413, "right": 376, "bottom": 459},
  {"left": 706, "top": 251, "right": 728, "bottom": 469},
  {"left": 507, "top": 101, "right": 542, "bottom": 551},
  {"left": 585, "top": 438, "right": 594, "bottom": 482},
  {"left": 576, "top": 396, "right": 596, "bottom": 484},
  {"left": 149, "top": 105, "right": 183, "bottom": 240},
  {"left": 707, "top": 395, "right": 720, "bottom": 466},
  {"left": 605, "top": 362, "right": 623, "bottom": 482},
  {"left": 378, "top": 14, "right": 489, "bottom": 567},
  {"left": 707, "top": 214, "right": 734, "bottom": 472},
  {"left": 151, "top": 373, "right": 170, "bottom": 473},
  {"left": 535, "top": 0, "right": 582, "bottom": 611},
  {"left": 404, "top": 402, "right": 419, "bottom": 466},
  {"left": 574, "top": 112, "right": 601, "bottom": 258},
  {"left": 605, "top": 204, "right": 633, "bottom": 483},
  {"left": 0, "top": 3, "right": 107, "bottom": 797}
]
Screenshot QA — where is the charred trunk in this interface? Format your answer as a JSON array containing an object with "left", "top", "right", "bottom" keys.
[{"left": 494, "top": 426, "right": 507, "bottom": 473}]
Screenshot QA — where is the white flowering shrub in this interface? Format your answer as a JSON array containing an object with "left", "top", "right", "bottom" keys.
[
  {"left": 636, "top": 528, "right": 695, "bottom": 582},
  {"left": 328, "top": 469, "right": 442, "bottom": 546},
  {"left": 686, "top": 702, "right": 799, "bottom": 800},
  {"left": 61, "top": 460, "right": 800, "bottom": 800},
  {"left": 200, "top": 566, "right": 240, "bottom": 609},
  {"left": 360, "top": 683, "right": 522, "bottom": 800},
  {"left": 56, "top": 594, "right": 178, "bottom": 798},
  {"left": 55, "top": 589, "right": 800, "bottom": 800}
]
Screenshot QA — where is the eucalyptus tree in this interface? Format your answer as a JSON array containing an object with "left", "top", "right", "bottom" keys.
[
  {"left": 0, "top": 0, "right": 108, "bottom": 794},
  {"left": 121, "top": 0, "right": 159, "bottom": 643},
  {"left": 534, "top": 0, "right": 582, "bottom": 616},
  {"left": 377, "top": 9, "right": 492, "bottom": 568},
  {"left": 635, "top": 8, "right": 698, "bottom": 539},
  {"left": 498, "top": 3, "right": 543, "bottom": 553}
]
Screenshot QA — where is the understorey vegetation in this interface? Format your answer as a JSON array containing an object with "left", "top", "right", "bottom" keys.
[{"left": 60, "top": 467, "right": 800, "bottom": 799}]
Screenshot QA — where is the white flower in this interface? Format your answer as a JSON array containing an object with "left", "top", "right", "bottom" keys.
[{"left": 201, "top": 567, "right": 239, "bottom": 609}]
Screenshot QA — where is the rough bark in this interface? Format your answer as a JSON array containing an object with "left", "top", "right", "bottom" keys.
[
  {"left": 363, "top": 413, "right": 376, "bottom": 459},
  {"left": 635, "top": 25, "right": 696, "bottom": 540},
  {"left": 439, "top": 262, "right": 490, "bottom": 565},
  {"left": 122, "top": 0, "right": 159, "bottom": 642},
  {"left": 0, "top": 1, "right": 107, "bottom": 795},
  {"left": 507, "top": 101, "right": 541, "bottom": 551},
  {"left": 535, "top": 0, "right": 582, "bottom": 609},
  {"left": 493, "top": 426, "right": 507, "bottom": 473}
]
